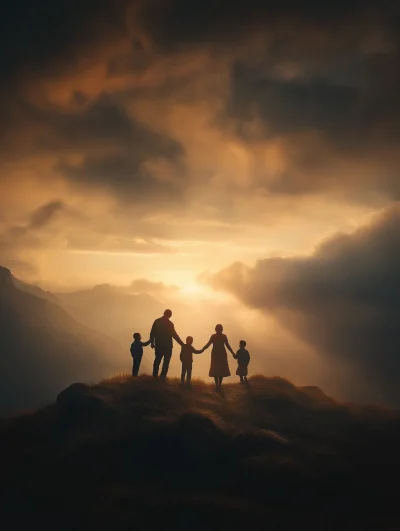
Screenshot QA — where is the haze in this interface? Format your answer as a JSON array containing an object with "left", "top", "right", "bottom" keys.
[{"left": 1, "top": 1, "right": 399, "bottom": 406}]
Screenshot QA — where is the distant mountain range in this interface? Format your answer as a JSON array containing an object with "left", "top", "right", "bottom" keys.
[
  {"left": 0, "top": 266, "right": 163, "bottom": 415},
  {"left": 56, "top": 284, "right": 164, "bottom": 347}
]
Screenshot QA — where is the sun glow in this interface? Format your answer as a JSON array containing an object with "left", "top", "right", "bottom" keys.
[{"left": 180, "top": 282, "right": 203, "bottom": 295}]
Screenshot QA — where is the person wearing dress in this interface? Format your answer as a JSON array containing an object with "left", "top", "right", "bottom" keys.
[{"left": 201, "top": 324, "right": 235, "bottom": 389}]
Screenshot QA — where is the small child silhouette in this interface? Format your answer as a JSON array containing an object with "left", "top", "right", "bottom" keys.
[
  {"left": 130, "top": 333, "right": 151, "bottom": 376},
  {"left": 233, "top": 340, "right": 250, "bottom": 385},
  {"left": 180, "top": 336, "right": 203, "bottom": 387}
]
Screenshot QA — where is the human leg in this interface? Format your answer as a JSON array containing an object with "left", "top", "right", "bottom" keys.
[
  {"left": 181, "top": 365, "right": 186, "bottom": 385},
  {"left": 153, "top": 350, "right": 163, "bottom": 378},
  {"left": 160, "top": 349, "right": 172, "bottom": 378},
  {"left": 132, "top": 354, "right": 142, "bottom": 376},
  {"left": 214, "top": 377, "right": 218, "bottom": 388},
  {"left": 187, "top": 366, "right": 192, "bottom": 386}
]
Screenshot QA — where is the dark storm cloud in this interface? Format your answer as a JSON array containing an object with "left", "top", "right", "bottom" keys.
[
  {"left": 50, "top": 97, "right": 136, "bottom": 147},
  {"left": 223, "top": 49, "right": 400, "bottom": 197},
  {"left": 48, "top": 98, "right": 185, "bottom": 199},
  {"left": 209, "top": 205, "right": 400, "bottom": 405},
  {"left": 1, "top": 0, "right": 399, "bottom": 203},
  {"left": 0, "top": 2, "right": 131, "bottom": 166},
  {"left": 228, "top": 66, "right": 360, "bottom": 140},
  {"left": 142, "top": 0, "right": 398, "bottom": 200},
  {"left": 2, "top": 0, "right": 396, "bottom": 83},
  {"left": 59, "top": 154, "right": 178, "bottom": 200},
  {"left": 2, "top": 95, "right": 175, "bottom": 151},
  {"left": 0, "top": 95, "right": 185, "bottom": 199},
  {"left": 137, "top": 0, "right": 400, "bottom": 200},
  {"left": 139, "top": 0, "right": 395, "bottom": 49},
  {"left": 50, "top": 96, "right": 184, "bottom": 155},
  {"left": 0, "top": 0, "right": 127, "bottom": 85},
  {"left": 58, "top": 149, "right": 183, "bottom": 200}
]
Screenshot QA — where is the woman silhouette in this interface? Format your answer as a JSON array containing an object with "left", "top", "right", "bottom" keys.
[{"left": 202, "top": 324, "right": 235, "bottom": 389}]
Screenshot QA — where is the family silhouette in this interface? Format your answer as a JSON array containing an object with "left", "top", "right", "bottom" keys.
[{"left": 130, "top": 309, "right": 251, "bottom": 389}]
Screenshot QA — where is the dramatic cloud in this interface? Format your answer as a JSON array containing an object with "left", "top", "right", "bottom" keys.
[
  {"left": 0, "top": 1, "right": 126, "bottom": 87},
  {"left": 1, "top": 0, "right": 399, "bottom": 205},
  {"left": 222, "top": 52, "right": 400, "bottom": 197},
  {"left": 208, "top": 204, "right": 400, "bottom": 405},
  {"left": 139, "top": 0, "right": 395, "bottom": 48}
]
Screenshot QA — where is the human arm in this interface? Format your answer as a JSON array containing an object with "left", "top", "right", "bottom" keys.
[
  {"left": 246, "top": 350, "right": 251, "bottom": 366},
  {"left": 192, "top": 347, "right": 203, "bottom": 354},
  {"left": 171, "top": 323, "right": 185, "bottom": 347},
  {"left": 142, "top": 339, "right": 151, "bottom": 347},
  {"left": 150, "top": 320, "right": 156, "bottom": 348},
  {"left": 201, "top": 336, "right": 213, "bottom": 351},
  {"left": 224, "top": 336, "right": 235, "bottom": 356}
]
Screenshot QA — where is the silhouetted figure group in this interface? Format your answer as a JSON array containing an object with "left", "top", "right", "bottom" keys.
[{"left": 130, "top": 309, "right": 251, "bottom": 389}]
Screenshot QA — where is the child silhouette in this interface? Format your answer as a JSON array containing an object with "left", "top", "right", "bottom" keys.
[
  {"left": 130, "top": 333, "right": 151, "bottom": 376},
  {"left": 180, "top": 336, "right": 203, "bottom": 387},
  {"left": 233, "top": 340, "right": 250, "bottom": 385}
]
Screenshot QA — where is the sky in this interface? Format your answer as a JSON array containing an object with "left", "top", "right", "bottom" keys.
[{"left": 1, "top": 1, "right": 400, "bottom": 404}]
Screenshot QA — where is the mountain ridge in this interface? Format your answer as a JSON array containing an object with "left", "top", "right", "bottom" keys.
[
  {"left": 0, "top": 265, "right": 122, "bottom": 415},
  {"left": 55, "top": 284, "right": 164, "bottom": 355}
]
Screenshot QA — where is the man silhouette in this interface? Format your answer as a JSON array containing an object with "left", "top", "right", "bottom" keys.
[{"left": 150, "top": 309, "right": 184, "bottom": 379}]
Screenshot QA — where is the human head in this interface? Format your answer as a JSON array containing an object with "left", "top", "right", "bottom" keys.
[
  {"left": 133, "top": 332, "right": 141, "bottom": 340},
  {"left": 215, "top": 324, "right": 223, "bottom": 333},
  {"left": 164, "top": 309, "right": 172, "bottom": 319},
  {"left": 186, "top": 336, "right": 193, "bottom": 345},
  {"left": 240, "top": 340, "right": 247, "bottom": 348}
]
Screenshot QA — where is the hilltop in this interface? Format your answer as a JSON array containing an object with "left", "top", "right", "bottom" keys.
[{"left": 2, "top": 375, "right": 400, "bottom": 530}]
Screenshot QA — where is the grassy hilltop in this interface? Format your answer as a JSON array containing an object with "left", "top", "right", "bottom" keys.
[{"left": 2, "top": 375, "right": 400, "bottom": 530}]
